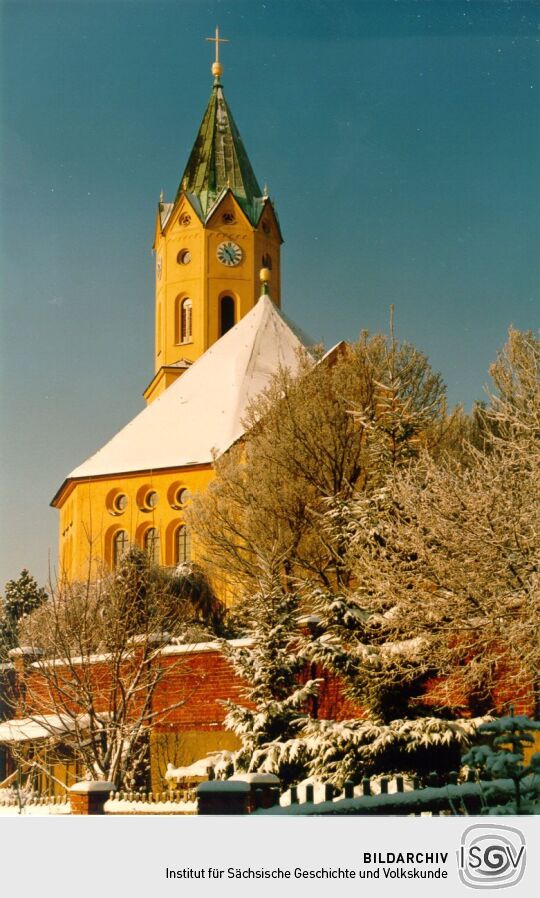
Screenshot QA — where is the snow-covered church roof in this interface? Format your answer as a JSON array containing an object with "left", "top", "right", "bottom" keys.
[{"left": 54, "top": 295, "right": 308, "bottom": 496}]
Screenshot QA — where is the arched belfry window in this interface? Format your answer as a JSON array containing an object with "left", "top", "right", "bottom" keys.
[
  {"left": 179, "top": 298, "right": 192, "bottom": 343},
  {"left": 220, "top": 295, "right": 235, "bottom": 337},
  {"left": 113, "top": 530, "right": 129, "bottom": 567},
  {"left": 144, "top": 527, "right": 160, "bottom": 564},
  {"left": 174, "top": 525, "right": 191, "bottom": 565}
]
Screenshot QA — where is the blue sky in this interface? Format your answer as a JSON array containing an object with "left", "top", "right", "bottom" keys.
[{"left": 1, "top": 0, "right": 539, "bottom": 587}]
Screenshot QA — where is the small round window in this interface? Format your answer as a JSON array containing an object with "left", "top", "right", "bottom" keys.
[
  {"left": 179, "top": 213, "right": 191, "bottom": 226},
  {"left": 177, "top": 249, "right": 192, "bottom": 265},
  {"left": 114, "top": 494, "right": 128, "bottom": 514},
  {"left": 222, "top": 212, "right": 235, "bottom": 224},
  {"left": 143, "top": 490, "right": 158, "bottom": 511},
  {"left": 175, "top": 488, "right": 191, "bottom": 507},
  {"left": 107, "top": 489, "right": 129, "bottom": 516}
]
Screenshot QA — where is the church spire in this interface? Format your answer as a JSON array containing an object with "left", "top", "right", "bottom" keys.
[{"left": 176, "top": 29, "right": 264, "bottom": 224}]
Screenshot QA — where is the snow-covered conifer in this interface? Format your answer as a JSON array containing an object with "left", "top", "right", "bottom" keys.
[
  {"left": 221, "top": 567, "right": 319, "bottom": 786},
  {"left": 0, "top": 569, "right": 47, "bottom": 661}
]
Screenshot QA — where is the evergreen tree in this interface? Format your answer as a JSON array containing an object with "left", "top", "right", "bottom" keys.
[
  {"left": 105, "top": 547, "right": 225, "bottom": 644},
  {"left": 463, "top": 715, "right": 540, "bottom": 814},
  {"left": 0, "top": 569, "right": 48, "bottom": 660},
  {"left": 220, "top": 568, "right": 319, "bottom": 786}
]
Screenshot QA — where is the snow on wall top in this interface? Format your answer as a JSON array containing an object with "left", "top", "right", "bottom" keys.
[{"left": 64, "top": 296, "right": 307, "bottom": 482}]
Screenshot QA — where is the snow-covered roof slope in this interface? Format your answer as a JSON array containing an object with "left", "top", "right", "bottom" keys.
[
  {"left": 63, "top": 295, "right": 307, "bottom": 483},
  {"left": 0, "top": 713, "right": 108, "bottom": 744}
]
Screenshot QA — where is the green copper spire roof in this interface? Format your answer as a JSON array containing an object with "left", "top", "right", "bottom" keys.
[{"left": 177, "top": 82, "right": 264, "bottom": 225}]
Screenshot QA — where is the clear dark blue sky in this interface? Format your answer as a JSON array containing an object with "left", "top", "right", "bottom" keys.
[{"left": 1, "top": 0, "right": 539, "bottom": 587}]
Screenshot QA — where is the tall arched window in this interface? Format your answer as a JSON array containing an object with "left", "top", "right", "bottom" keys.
[
  {"left": 113, "top": 530, "right": 129, "bottom": 567},
  {"left": 144, "top": 527, "right": 160, "bottom": 564},
  {"left": 179, "top": 298, "right": 192, "bottom": 343},
  {"left": 174, "top": 525, "right": 191, "bottom": 565},
  {"left": 220, "top": 295, "right": 235, "bottom": 337}
]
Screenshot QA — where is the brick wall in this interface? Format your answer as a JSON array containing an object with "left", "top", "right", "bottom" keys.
[
  {"left": 4, "top": 638, "right": 536, "bottom": 792},
  {"left": 152, "top": 647, "right": 247, "bottom": 729}
]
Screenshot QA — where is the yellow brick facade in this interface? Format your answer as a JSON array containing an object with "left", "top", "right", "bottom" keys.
[{"left": 57, "top": 466, "right": 215, "bottom": 582}]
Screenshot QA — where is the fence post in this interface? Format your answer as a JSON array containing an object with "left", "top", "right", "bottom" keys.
[
  {"left": 343, "top": 781, "right": 354, "bottom": 799},
  {"left": 197, "top": 781, "right": 250, "bottom": 815},
  {"left": 228, "top": 773, "right": 281, "bottom": 812},
  {"left": 69, "top": 781, "right": 116, "bottom": 815}
]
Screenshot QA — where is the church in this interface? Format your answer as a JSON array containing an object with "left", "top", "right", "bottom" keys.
[{"left": 51, "top": 34, "right": 310, "bottom": 585}]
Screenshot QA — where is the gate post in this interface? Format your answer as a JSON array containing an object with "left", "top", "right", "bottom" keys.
[
  {"left": 197, "top": 781, "right": 250, "bottom": 815},
  {"left": 69, "top": 781, "right": 115, "bottom": 815}
]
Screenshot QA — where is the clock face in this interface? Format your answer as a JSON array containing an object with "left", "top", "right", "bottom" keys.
[{"left": 217, "top": 241, "right": 242, "bottom": 267}]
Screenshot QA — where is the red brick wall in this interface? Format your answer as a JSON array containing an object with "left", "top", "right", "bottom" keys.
[
  {"left": 152, "top": 650, "right": 247, "bottom": 731},
  {"left": 8, "top": 642, "right": 536, "bottom": 733}
]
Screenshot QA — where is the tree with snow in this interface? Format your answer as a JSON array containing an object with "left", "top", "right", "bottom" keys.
[
  {"left": 0, "top": 570, "right": 48, "bottom": 662},
  {"left": 219, "top": 565, "right": 319, "bottom": 787},
  {"left": 7, "top": 549, "right": 223, "bottom": 790},
  {"left": 301, "top": 329, "right": 539, "bottom": 783},
  {"left": 190, "top": 325, "right": 465, "bottom": 784},
  {"left": 188, "top": 330, "right": 449, "bottom": 599}
]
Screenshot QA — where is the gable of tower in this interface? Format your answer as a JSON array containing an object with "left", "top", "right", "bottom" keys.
[
  {"left": 205, "top": 189, "right": 256, "bottom": 232},
  {"left": 257, "top": 198, "right": 283, "bottom": 243}
]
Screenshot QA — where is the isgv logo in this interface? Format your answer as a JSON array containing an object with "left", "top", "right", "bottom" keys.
[{"left": 458, "top": 824, "right": 526, "bottom": 889}]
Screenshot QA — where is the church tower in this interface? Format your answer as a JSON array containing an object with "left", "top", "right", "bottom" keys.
[
  {"left": 52, "top": 33, "right": 308, "bottom": 586},
  {"left": 145, "top": 30, "right": 282, "bottom": 404}
]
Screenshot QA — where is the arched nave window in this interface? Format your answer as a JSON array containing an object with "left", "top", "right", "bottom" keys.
[
  {"left": 174, "top": 525, "right": 191, "bottom": 565},
  {"left": 144, "top": 527, "right": 161, "bottom": 564},
  {"left": 113, "top": 530, "right": 129, "bottom": 567}
]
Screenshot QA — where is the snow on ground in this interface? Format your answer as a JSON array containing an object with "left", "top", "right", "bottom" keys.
[
  {"left": 103, "top": 797, "right": 196, "bottom": 814},
  {"left": 0, "top": 791, "right": 70, "bottom": 816}
]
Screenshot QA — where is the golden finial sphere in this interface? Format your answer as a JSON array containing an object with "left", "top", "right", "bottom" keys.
[
  {"left": 212, "top": 61, "right": 223, "bottom": 78},
  {"left": 260, "top": 268, "right": 271, "bottom": 284}
]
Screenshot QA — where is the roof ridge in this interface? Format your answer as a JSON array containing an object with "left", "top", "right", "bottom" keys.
[{"left": 54, "top": 296, "right": 308, "bottom": 495}]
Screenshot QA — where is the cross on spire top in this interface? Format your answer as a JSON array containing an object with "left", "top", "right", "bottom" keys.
[{"left": 206, "top": 27, "right": 229, "bottom": 80}]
